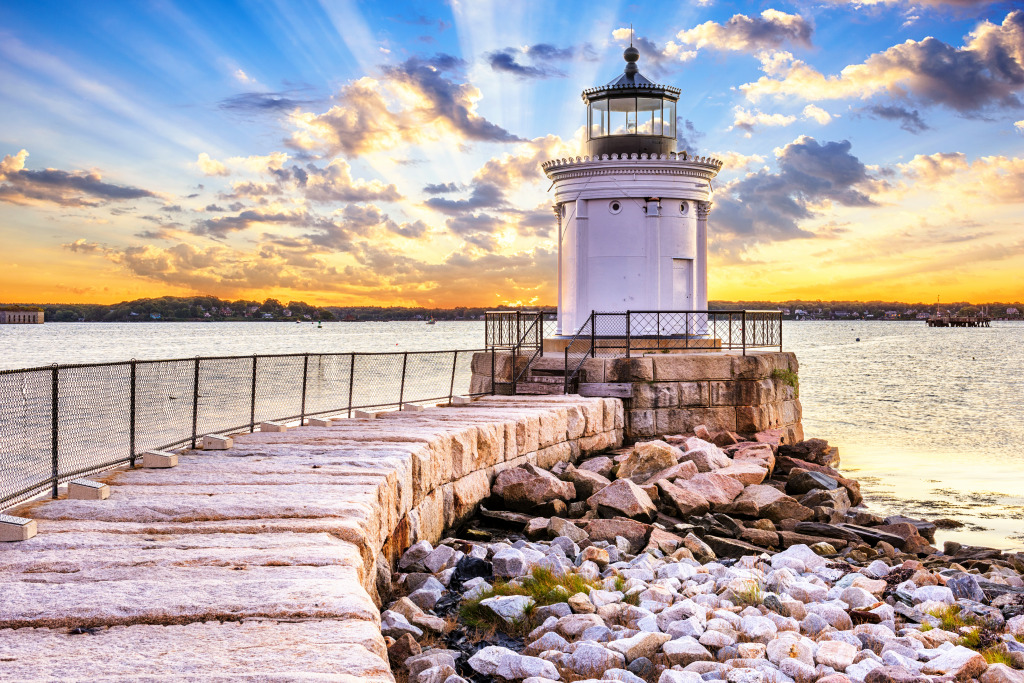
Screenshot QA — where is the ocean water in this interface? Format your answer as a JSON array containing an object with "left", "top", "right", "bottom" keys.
[{"left": 1, "top": 319, "right": 1021, "bottom": 550}]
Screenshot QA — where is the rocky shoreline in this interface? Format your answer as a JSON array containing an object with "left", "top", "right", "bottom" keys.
[{"left": 380, "top": 427, "right": 1024, "bottom": 683}]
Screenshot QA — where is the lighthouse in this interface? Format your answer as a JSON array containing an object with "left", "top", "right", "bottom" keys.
[{"left": 542, "top": 46, "right": 722, "bottom": 337}]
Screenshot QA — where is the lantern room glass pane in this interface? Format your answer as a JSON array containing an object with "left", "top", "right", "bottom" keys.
[
  {"left": 590, "top": 100, "right": 608, "bottom": 138},
  {"left": 637, "top": 97, "right": 662, "bottom": 135},
  {"left": 664, "top": 100, "right": 676, "bottom": 139},
  {"left": 609, "top": 97, "right": 635, "bottom": 135}
]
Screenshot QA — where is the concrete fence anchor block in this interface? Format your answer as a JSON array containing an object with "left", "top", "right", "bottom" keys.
[
  {"left": 306, "top": 418, "right": 332, "bottom": 427},
  {"left": 201, "top": 434, "right": 232, "bottom": 450},
  {"left": 401, "top": 404, "right": 426, "bottom": 412},
  {"left": 68, "top": 479, "right": 110, "bottom": 500},
  {"left": 352, "top": 410, "right": 378, "bottom": 419},
  {"left": 142, "top": 450, "right": 178, "bottom": 469},
  {"left": 0, "top": 514, "right": 37, "bottom": 542},
  {"left": 260, "top": 421, "right": 288, "bottom": 433},
  {"left": 451, "top": 396, "right": 473, "bottom": 405}
]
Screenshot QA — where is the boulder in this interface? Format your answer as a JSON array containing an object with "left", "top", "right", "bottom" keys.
[
  {"left": 481, "top": 595, "right": 534, "bottom": 625},
  {"left": 981, "top": 664, "right": 1024, "bottom": 683},
  {"left": 922, "top": 645, "right": 987, "bottom": 679},
  {"left": 608, "top": 632, "right": 673, "bottom": 662},
  {"left": 786, "top": 468, "right": 840, "bottom": 495},
  {"left": 778, "top": 439, "right": 831, "bottom": 464},
  {"left": 864, "top": 666, "right": 930, "bottom": 683},
  {"left": 388, "top": 633, "right": 421, "bottom": 669},
  {"left": 468, "top": 646, "right": 560, "bottom": 680},
  {"left": 656, "top": 479, "right": 711, "bottom": 516},
  {"left": 618, "top": 440, "right": 682, "bottom": 481},
  {"left": 684, "top": 472, "right": 744, "bottom": 507},
  {"left": 704, "top": 535, "right": 767, "bottom": 558},
  {"left": 640, "top": 460, "right": 700, "bottom": 485},
  {"left": 584, "top": 517, "right": 651, "bottom": 553},
  {"left": 566, "top": 642, "right": 625, "bottom": 677},
  {"left": 560, "top": 463, "right": 612, "bottom": 498},
  {"left": 682, "top": 532, "right": 716, "bottom": 563},
  {"left": 548, "top": 517, "right": 588, "bottom": 543},
  {"left": 663, "top": 636, "right": 714, "bottom": 666},
  {"left": 721, "top": 484, "right": 813, "bottom": 523},
  {"left": 588, "top": 479, "right": 658, "bottom": 522},
  {"left": 500, "top": 465, "right": 576, "bottom": 511},
  {"left": 679, "top": 439, "right": 731, "bottom": 472},
  {"left": 578, "top": 456, "right": 615, "bottom": 478},
  {"left": 716, "top": 462, "right": 768, "bottom": 486}
]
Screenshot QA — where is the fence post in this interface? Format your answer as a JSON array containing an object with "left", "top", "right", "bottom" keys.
[
  {"left": 51, "top": 364, "right": 59, "bottom": 498},
  {"left": 398, "top": 352, "right": 408, "bottom": 409},
  {"left": 300, "top": 354, "right": 309, "bottom": 425},
  {"left": 626, "top": 311, "right": 631, "bottom": 358},
  {"left": 347, "top": 354, "right": 355, "bottom": 417},
  {"left": 191, "top": 357, "right": 200, "bottom": 449},
  {"left": 590, "top": 313, "right": 596, "bottom": 358},
  {"left": 779, "top": 312, "right": 783, "bottom": 352},
  {"left": 449, "top": 351, "right": 458, "bottom": 404},
  {"left": 129, "top": 360, "right": 137, "bottom": 467},
  {"left": 742, "top": 311, "right": 747, "bottom": 356},
  {"left": 249, "top": 355, "right": 257, "bottom": 433}
]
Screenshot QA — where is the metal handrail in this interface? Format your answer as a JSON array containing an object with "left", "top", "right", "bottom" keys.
[{"left": 563, "top": 312, "right": 596, "bottom": 394}]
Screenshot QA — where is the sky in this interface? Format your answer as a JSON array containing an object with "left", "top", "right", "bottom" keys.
[{"left": 1, "top": 0, "right": 1022, "bottom": 307}]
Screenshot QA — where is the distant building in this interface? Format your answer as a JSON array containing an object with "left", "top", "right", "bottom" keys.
[
  {"left": 834, "top": 311, "right": 850, "bottom": 318},
  {"left": 916, "top": 312, "right": 930, "bottom": 319},
  {"left": 0, "top": 308, "right": 44, "bottom": 324},
  {"left": 282, "top": 308, "right": 292, "bottom": 317},
  {"left": 262, "top": 313, "right": 274, "bottom": 319},
  {"left": 1008, "top": 307, "right": 1020, "bottom": 317},
  {"left": 149, "top": 312, "right": 161, "bottom": 320},
  {"left": 884, "top": 311, "right": 899, "bottom": 320}
]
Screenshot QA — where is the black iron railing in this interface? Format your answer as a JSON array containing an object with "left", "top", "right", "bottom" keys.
[
  {"left": 564, "top": 310, "right": 782, "bottom": 392},
  {"left": 484, "top": 310, "right": 557, "bottom": 395},
  {"left": 0, "top": 349, "right": 489, "bottom": 510}
]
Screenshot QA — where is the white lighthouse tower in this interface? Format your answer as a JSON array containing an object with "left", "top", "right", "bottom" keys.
[{"left": 542, "top": 46, "right": 722, "bottom": 337}]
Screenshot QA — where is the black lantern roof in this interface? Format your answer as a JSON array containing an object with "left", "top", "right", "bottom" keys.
[{"left": 581, "top": 47, "right": 681, "bottom": 105}]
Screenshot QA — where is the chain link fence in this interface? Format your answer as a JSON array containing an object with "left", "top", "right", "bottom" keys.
[{"left": 0, "top": 349, "right": 489, "bottom": 511}]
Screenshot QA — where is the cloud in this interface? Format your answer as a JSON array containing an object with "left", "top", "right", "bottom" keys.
[
  {"left": 865, "top": 104, "right": 930, "bottom": 132},
  {"left": 423, "top": 182, "right": 461, "bottom": 194},
  {"left": 678, "top": 120, "right": 705, "bottom": 152},
  {"left": 825, "top": 0, "right": 997, "bottom": 8},
  {"left": 0, "top": 149, "right": 156, "bottom": 207},
  {"left": 219, "top": 89, "right": 317, "bottom": 112},
  {"left": 713, "top": 151, "right": 767, "bottom": 171},
  {"left": 713, "top": 136, "right": 878, "bottom": 252},
  {"left": 62, "top": 238, "right": 103, "bottom": 253},
  {"left": 612, "top": 30, "right": 694, "bottom": 72},
  {"left": 671, "top": 10, "right": 813, "bottom": 55},
  {"left": 730, "top": 107, "right": 797, "bottom": 135},
  {"left": 897, "top": 152, "right": 1024, "bottom": 202},
  {"left": 1015, "top": 119, "right": 1024, "bottom": 131},
  {"left": 802, "top": 104, "right": 833, "bottom": 125},
  {"left": 193, "top": 208, "right": 304, "bottom": 238},
  {"left": 742, "top": 11, "right": 1024, "bottom": 113},
  {"left": 287, "top": 54, "right": 521, "bottom": 157},
  {"left": 299, "top": 159, "right": 402, "bottom": 203},
  {"left": 195, "top": 153, "right": 229, "bottom": 176}
]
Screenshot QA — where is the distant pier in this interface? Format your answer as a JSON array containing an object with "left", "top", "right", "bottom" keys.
[{"left": 926, "top": 315, "right": 991, "bottom": 327}]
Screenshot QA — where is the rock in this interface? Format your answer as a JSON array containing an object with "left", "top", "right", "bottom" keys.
[
  {"left": 981, "top": 664, "right": 1024, "bottom": 683},
  {"left": 786, "top": 468, "right": 840, "bottom": 495},
  {"left": 659, "top": 670, "right": 706, "bottom": 683},
  {"left": 468, "top": 646, "right": 560, "bottom": 680},
  {"left": 548, "top": 517, "right": 588, "bottom": 543},
  {"left": 778, "top": 439, "right": 830, "bottom": 463},
  {"left": 381, "top": 610, "right": 423, "bottom": 638},
  {"left": 816, "top": 641, "right": 858, "bottom": 671},
  {"left": 578, "top": 456, "right": 615, "bottom": 478},
  {"left": 417, "top": 664, "right": 457, "bottom": 683},
  {"left": 626, "top": 659, "right": 655, "bottom": 680},
  {"left": 422, "top": 544, "right": 458, "bottom": 574},
  {"left": 555, "top": 613, "right": 606, "bottom": 639},
  {"left": 640, "top": 460, "right": 700, "bottom": 485},
  {"left": 501, "top": 465, "right": 576, "bottom": 511},
  {"left": 566, "top": 641, "right": 625, "bottom": 677},
  {"left": 480, "top": 506, "right": 537, "bottom": 527},
  {"left": 399, "top": 540, "right": 434, "bottom": 572},
  {"left": 773, "top": 543, "right": 827, "bottom": 571},
  {"left": 947, "top": 573, "right": 987, "bottom": 603},
  {"left": 810, "top": 541, "right": 838, "bottom": 555},
  {"left": 584, "top": 517, "right": 651, "bottom": 553},
  {"left": 864, "top": 666, "right": 930, "bottom": 683},
  {"left": 800, "top": 487, "right": 852, "bottom": 512},
  {"left": 580, "top": 545, "right": 609, "bottom": 566},
  {"left": 921, "top": 645, "right": 987, "bottom": 678},
  {"left": 568, "top": 592, "right": 595, "bottom": 614},
  {"left": 722, "top": 484, "right": 813, "bottom": 522},
  {"left": 450, "top": 555, "right": 492, "bottom": 590},
  {"left": 684, "top": 472, "right": 744, "bottom": 507},
  {"left": 525, "top": 631, "right": 571, "bottom": 656},
  {"left": 766, "top": 637, "right": 813, "bottom": 666},
  {"left": 911, "top": 585, "right": 954, "bottom": 605},
  {"left": 739, "top": 615, "right": 778, "bottom": 643},
  {"left": 388, "top": 632, "right": 421, "bottom": 669},
  {"left": 884, "top": 515, "right": 937, "bottom": 543},
  {"left": 716, "top": 462, "right": 769, "bottom": 486},
  {"left": 705, "top": 535, "right": 766, "bottom": 559},
  {"left": 492, "top": 547, "right": 527, "bottom": 578},
  {"left": 588, "top": 479, "right": 658, "bottom": 522},
  {"left": 680, "top": 439, "right": 731, "bottom": 472},
  {"left": 407, "top": 652, "right": 458, "bottom": 681},
  {"left": 683, "top": 532, "right": 716, "bottom": 563},
  {"left": 663, "top": 636, "right": 714, "bottom": 666},
  {"left": 657, "top": 479, "right": 711, "bottom": 516},
  {"left": 493, "top": 467, "right": 536, "bottom": 497},
  {"left": 481, "top": 595, "right": 534, "bottom": 625},
  {"left": 741, "top": 528, "right": 779, "bottom": 547},
  {"left": 619, "top": 440, "right": 683, "bottom": 481},
  {"left": 560, "top": 464, "right": 612, "bottom": 499},
  {"left": 648, "top": 527, "right": 685, "bottom": 554},
  {"left": 608, "top": 632, "right": 672, "bottom": 662}
]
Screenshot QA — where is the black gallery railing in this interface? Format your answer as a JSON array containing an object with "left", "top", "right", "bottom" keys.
[{"left": 0, "top": 349, "right": 490, "bottom": 510}]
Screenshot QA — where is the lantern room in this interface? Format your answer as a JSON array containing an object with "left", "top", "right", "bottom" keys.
[{"left": 583, "top": 46, "right": 681, "bottom": 157}]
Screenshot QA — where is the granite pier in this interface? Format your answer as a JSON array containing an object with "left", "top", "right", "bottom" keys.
[{"left": 0, "top": 395, "right": 623, "bottom": 682}]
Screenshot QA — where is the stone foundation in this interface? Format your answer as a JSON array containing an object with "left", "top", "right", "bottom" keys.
[{"left": 471, "top": 350, "right": 802, "bottom": 444}]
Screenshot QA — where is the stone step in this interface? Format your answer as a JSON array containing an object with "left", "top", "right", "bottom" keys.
[
  {"left": 514, "top": 382, "right": 566, "bottom": 395},
  {"left": 524, "top": 375, "right": 565, "bottom": 383}
]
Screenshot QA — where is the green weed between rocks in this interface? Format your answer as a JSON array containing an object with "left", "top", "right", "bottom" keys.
[
  {"left": 982, "top": 648, "right": 1015, "bottom": 666},
  {"left": 925, "top": 605, "right": 978, "bottom": 633},
  {"left": 732, "top": 581, "right": 766, "bottom": 607},
  {"left": 771, "top": 368, "right": 799, "bottom": 398},
  {"left": 459, "top": 567, "right": 601, "bottom": 637}
]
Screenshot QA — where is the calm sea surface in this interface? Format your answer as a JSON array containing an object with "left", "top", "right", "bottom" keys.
[{"left": 1, "top": 320, "right": 1022, "bottom": 550}]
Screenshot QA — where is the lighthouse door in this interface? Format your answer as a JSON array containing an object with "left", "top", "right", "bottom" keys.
[{"left": 672, "top": 258, "right": 693, "bottom": 310}]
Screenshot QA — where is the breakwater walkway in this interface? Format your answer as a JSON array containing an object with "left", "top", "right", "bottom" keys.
[{"left": 0, "top": 395, "right": 623, "bottom": 682}]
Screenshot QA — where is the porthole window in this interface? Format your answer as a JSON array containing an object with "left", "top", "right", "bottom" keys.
[
  {"left": 680, "top": 201, "right": 688, "bottom": 214},
  {"left": 609, "top": 200, "right": 622, "bottom": 214}
]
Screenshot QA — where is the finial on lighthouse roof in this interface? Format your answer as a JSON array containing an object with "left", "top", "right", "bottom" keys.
[{"left": 624, "top": 24, "right": 639, "bottom": 75}]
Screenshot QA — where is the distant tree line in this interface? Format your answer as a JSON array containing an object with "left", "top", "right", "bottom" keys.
[
  {"left": 9, "top": 297, "right": 337, "bottom": 322},
  {"left": 709, "top": 300, "right": 1023, "bottom": 320}
]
